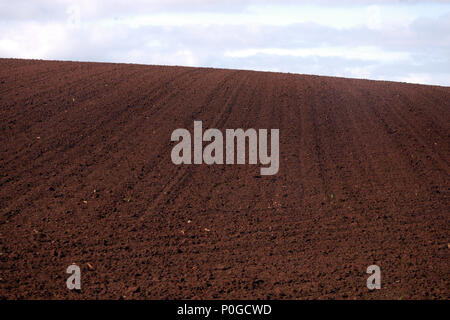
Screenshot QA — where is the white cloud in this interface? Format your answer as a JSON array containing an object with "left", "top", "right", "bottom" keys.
[
  {"left": 0, "top": 22, "right": 67, "bottom": 59},
  {"left": 0, "top": 1, "right": 449, "bottom": 85},
  {"left": 366, "top": 5, "right": 382, "bottom": 30},
  {"left": 225, "top": 46, "right": 411, "bottom": 62}
]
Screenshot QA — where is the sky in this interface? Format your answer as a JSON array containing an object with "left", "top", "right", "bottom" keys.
[{"left": 1, "top": 0, "right": 450, "bottom": 86}]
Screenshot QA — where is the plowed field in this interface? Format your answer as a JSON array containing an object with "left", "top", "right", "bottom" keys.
[{"left": 0, "top": 58, "right": 448, "bottom": 299}]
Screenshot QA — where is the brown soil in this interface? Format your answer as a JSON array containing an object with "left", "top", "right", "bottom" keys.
[{"left": 0, "top": 58, "right": 448, "bottom": 299}]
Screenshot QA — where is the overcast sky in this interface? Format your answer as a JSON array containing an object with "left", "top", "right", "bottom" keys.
[{"left": 1, "top": 0, "right": 449, "bottom": 86}]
